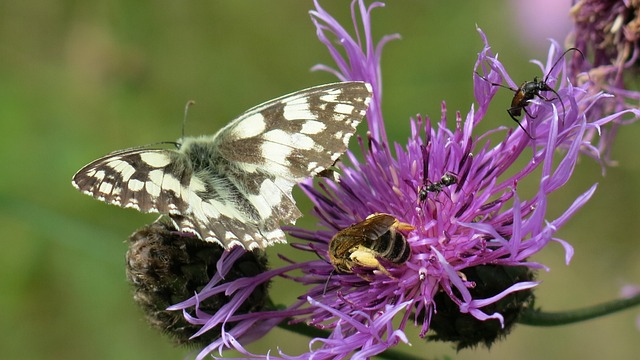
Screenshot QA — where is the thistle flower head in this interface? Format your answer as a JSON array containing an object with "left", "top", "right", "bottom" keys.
[
  {"left": 166, "top": 1, "right": 640, "bottom": 359},
  {"left": 570, "top": 0, "right": 640, "bottom": 164},
  {"left": 126, "top": 220, "right": 269, "bottom": 347},
  {"left": 571, "top": 0, "right": 640, "bottom": 73}
]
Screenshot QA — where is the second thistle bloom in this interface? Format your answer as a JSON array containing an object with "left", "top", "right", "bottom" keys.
[{"left": 570, "top": 0, "right": 640, "bottom": 164}]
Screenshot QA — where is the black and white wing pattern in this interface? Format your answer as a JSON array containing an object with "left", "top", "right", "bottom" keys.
[{"left": 72, "top": 81, "right": 373, "bottom": 250}]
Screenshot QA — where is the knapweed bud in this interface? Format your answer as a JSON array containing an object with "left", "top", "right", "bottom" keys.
[
  {"left": 126, "top": 220, "right": 269, "bottom": 346},
  {"left": 428, "top": 265, "right": 535, "bottom": 349}
]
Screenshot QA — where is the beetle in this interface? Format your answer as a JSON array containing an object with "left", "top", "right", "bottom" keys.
[{"left": 477, "top": 47, "right": 584, "bottom": 138}]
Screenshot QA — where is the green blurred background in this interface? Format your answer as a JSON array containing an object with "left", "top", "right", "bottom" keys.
[{"left": 1, "top": 1, "right": 639, "bottom": 359}]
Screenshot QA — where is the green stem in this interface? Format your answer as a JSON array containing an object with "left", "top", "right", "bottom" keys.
[
  {"left": 277, "top": 321, "right": 424, "bottom": 360},
  {"left": 277, "top": 320, "right": 330, "bottom": 339},
  {"left": 519, "top": 293, "right": 640, "bottom": 326}
]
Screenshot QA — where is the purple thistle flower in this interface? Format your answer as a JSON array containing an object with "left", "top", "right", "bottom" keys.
[
  {"left": 310, "top": 0, "right": 399, "bottom": 143},
  {"left": 570, "top": 0, "right": 640, "bottom": 77},
  {"left": 167, "top": 1, "right": 640, "bottom": 358},
  {"left": 569, "top": 0, "right": 640, "bottom": 165}
]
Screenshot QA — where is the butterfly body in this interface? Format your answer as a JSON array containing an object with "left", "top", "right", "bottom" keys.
[{"left": 73, "top": 82, "right": 372, "bottom": 250}]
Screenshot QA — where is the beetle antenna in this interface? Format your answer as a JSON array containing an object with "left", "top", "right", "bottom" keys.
[
  {"left": 543, "top": 47, "right": 584, "bottom": 83},
  {"left": 547, "top": 88, "right": 567, "bottom": 125},
  {"left": 474, "top": 72, "right": 517, "bottom": 91},
  {"left": 542, "top": 48, "right": 584, "bottom": 124},
  {"left": 508, "top": 111, "right": 534, "bottom": 139}
]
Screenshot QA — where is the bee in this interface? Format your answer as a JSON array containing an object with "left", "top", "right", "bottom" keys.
[
  {"left": 328, "top": 213, "right": 414, "bottom": 279},
  {"left": 476, "top": 47, "right": 583, "bottom": 138}
]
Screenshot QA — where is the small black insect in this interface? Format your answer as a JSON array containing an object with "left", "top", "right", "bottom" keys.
[
  {"left": 418, "top": 172, "right": 458, "bottom": 202},
  {"left": 417, "top": 144, "right": 457, "bottom": 203},
  {"left": 477, "top": 47, "right": 584, "bottom": 138}
]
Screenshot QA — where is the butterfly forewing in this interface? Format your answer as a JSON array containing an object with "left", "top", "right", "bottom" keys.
[
  {"left": 72, "top": 81, "right": 373, "bottom": 250},
  {"left": 216, "top": 82, "right": 371, "bottom": 179},
  {"left": 72, "top": 149, "right": 191, "bottom": 215}
]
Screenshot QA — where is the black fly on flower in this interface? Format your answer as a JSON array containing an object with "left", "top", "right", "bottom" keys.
[{"left": 161, "top": 1, "right": 640, "bottom": 359}]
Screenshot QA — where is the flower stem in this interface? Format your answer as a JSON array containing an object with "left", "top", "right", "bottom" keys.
[
  {"left": 277, "top": 321, "right": 424, "bottom": 360},
  {"left": 519, "top": 293, "right": 640, "bottom": 326},
  {"left": 277, "top": 321, "right": 329, "bottom": 339}
]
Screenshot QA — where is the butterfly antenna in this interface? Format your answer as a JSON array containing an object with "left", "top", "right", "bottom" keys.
[{"left": 182, "top": 100, "right": 196, "bottom": 143}]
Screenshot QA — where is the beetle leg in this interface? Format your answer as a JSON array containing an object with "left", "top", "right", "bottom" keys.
[
  {"left": 393, "top": 221, "right": 416, "bottom": 232},
  {"left": 507, "top": 108, "right": 533, "bottom": 139},
  {"left": 537, "top": 93, "right": 555, "bottom": 102},
  {"left": 521, "top": 105, "right": 537, "bottom": 120}
]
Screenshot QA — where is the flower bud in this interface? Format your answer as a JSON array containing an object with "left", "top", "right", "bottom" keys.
[
  {"left": 428, "top": 265, "right": 535, "bottom": 349},
  {"left": 126, "top": 220, "right": 269, "bottom": 345}
]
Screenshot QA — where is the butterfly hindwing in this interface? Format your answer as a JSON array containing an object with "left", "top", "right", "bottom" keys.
[{"left": 72, "top": 81, "right": 373, "bottom": 250}]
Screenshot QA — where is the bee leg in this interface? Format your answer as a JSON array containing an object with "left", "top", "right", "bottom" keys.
[
  {"left": 393, "top": 221, "right": 416, "bottom": 232},
  {"left": 349, "top": 250, "right": 394, "bottom": 278}
]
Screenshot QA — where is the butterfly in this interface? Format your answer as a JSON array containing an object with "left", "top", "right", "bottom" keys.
[{"left": 72, "top": 81, "right": 373, "bottom": 250}]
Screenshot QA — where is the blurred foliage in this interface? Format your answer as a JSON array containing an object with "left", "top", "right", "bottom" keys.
[{"left": 1, "top": 1, "right": 639, "bottom": 359}]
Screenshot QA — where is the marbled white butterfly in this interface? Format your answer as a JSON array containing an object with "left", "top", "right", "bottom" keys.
[{"left": 72, "top": 82, "right": 372, "bottom": 250}]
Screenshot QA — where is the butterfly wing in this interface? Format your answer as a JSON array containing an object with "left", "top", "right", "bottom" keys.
[
  {"left": 215, "top": 81, "right": 372, "bottom": 180},
  {"left": 72, "top": 82, "right": 372, "bottom": 251},
  {"left": 200, "top": 81, "right": 372, "bottom": 248},
  {"left": 72, "top": 147, "right": 194, "bottom": 215},
  {"left": 71, "top": 145, "right": 266, "bottom": 249}
]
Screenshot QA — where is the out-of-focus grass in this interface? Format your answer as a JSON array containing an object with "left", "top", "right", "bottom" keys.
[{"left": 1, "top": 1, "right": 639, "bottom": 359}]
